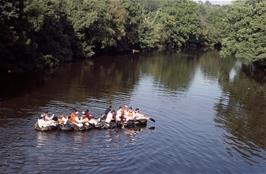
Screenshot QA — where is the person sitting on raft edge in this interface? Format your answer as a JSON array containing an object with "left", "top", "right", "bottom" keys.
[
  {"left": 105, "top": 110, "right": 116, "bottom": 126},
  {"left": 58, "top": 114, "right": 68, "bottom": 125},
  {"left": 116, "top": 106, "right": 125, "bottom": 122},
  {"left": 134, "top": 108, "right": 144, "bottom": 118},
  {"left": 82, "top": 109, "right": 93, "bottom": 122},
  {"left": 125, "top": 107, "right": 135, "bottom": 121},
  {"left": 69, "top": 110, "right": 81, "bottom": 123},
  {"left": 40, "top": 111, "right": 55, "bottom": 121}
]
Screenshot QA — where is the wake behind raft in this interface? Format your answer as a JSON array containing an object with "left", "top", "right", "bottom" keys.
[{"left": 34, "top": 107, "right": 155, "bottom": 131}]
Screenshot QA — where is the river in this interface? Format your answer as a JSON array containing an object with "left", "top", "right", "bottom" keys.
[{"left": 0, "top": 51, "right": 265, "bottom": 174}]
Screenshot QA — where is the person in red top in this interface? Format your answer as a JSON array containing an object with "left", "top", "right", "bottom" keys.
[
  {"left": 120, "top": 106, "right": 126, "bottom": 122},
  {"left": 116, "top": 106, "right": 125, "bottom": 122},
  {"left": 80, "top": 109, "right": 100, "bottom": 127},
  {"left": 82, "top": 109, "right": 93, "bottom": 122}
]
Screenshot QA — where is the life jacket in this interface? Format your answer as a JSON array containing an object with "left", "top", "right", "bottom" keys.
[
  {"left": 128, "top": 111, "right": 133, "bottom": 118},
  {"left": 69, "top": 113, "right": 78, "bottom": 123}
]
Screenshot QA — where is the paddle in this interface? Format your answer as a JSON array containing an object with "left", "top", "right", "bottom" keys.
[
  {"left": 143, "top": 115, "right": 155, "bottom": 122},
  {"left": 137, "top": 114, "right": 156, "bottom": 122},
  {"left": 149, "top": 117, "right": 156, "bottom": 122}
]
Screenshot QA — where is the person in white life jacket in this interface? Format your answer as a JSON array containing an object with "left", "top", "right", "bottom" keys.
[
  {"left": 134, "top": 108, "right": 145, "bottom": 119},
  {"left": 38, "top": 112, "right": 56, "bottom": 128},
  {"left": 105, "top": 110, "right": 115, "bottom": 124}
]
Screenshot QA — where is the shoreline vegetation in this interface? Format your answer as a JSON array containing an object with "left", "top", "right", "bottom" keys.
[{"left": 0, "top": 0, "right": 265, "bottom": 74}]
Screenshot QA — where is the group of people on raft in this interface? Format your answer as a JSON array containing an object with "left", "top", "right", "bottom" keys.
[{"left": 36, "top": 105, "right": 154, "bottom": 131}]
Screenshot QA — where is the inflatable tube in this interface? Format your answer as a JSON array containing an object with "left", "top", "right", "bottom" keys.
[
  {"left": 135, "top": 119, "right": 148, "bottom": 126},
  {"left": 96, "top": 121, "right": 117, "bottom": 129},
  {"left": 34, "top": 122, "right": 57, "bottom": 131},
  {"left": 116, "top": 121, "right": 123, "bottom": 128},
  {"left": 84, "top": 123, "right": 94, "bottom": 130},
  {"left": 72, "top": 124, "right": 86, "bottom": 131},
  {"left": 34, "top": 117, "right": 152, "bottom": 131},
  {"left": 124, "top": 120, "right": 136, "bottom": 128},
  {"left": 59, "top": 124, "right": 73, "bottom": 131}
]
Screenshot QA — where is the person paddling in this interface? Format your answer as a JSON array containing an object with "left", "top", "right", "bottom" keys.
[
  {"left": 135, "top": 108, "right": 155, "bottom": 122},
  {"left": 135, "top": 108, "right": 144, "bottom": 119}
]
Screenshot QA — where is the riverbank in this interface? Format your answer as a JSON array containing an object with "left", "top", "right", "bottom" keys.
[{"left": 1, "top": 0, "right": 265, "bottom": 75}]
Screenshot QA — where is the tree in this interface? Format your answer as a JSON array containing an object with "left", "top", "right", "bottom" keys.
[{"left": 221, "top": 0, "right": 266, "bottom": 65}]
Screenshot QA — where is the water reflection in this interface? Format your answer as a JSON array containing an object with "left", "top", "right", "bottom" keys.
[
  {"left": 212, "top": 58, "right": 266, "bottom": 162},
  {"left": 139, "top": 52, "right": 198, "bottom": 91},
  {"left": 0, "top": 51, "right": 265, "bottom": 173},
  {"left": 0, "top": 55, "right": 141, "bottom": 120},
  {"left": 35, "top": 127, "right": 152, "bottom": 151}
]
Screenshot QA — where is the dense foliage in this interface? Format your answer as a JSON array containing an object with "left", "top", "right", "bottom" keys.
[
  {"left": 0, "top": 0, "right": 265, "bottom": 73},
  {"left": 220, "top": 0, "right": 266, "bottom": 65}
]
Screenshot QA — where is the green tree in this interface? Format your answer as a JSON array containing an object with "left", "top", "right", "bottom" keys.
[
  {"left": 0, "top": 0, "right": 33, "bottom": 71},
  {"left": 157, "top": 0, "right": 204, "bottom": 49},
  {"left": 221, "top": 0, "right": 266, "bottom": 64},
  {"left": 198, "top": 2, "right": 229, "bottom": 47},
  {"left": 25, "top": 0, "right": 82, "bottom": 67}
]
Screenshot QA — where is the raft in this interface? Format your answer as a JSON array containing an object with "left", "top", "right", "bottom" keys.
[
  {"left": 34, "top": 118, "right": 150, "bottom": 131},
  {"left": 34, "top": 122, "right": 57, "bottom": 131}
]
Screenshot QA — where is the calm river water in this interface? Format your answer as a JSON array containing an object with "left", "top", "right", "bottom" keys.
[{"left": 0, "top": 51, "right": 265, "bottom": 174}]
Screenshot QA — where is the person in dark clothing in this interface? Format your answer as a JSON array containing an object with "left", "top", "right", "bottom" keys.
[{"left": 104, "top": 105, "right": 112, "bottom": 115}]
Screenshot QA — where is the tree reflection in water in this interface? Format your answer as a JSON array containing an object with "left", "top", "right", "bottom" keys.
[
  {"left": 139, "top": 52, "right": 198, "bottom": 91},
  {"left": 211, "top": 56, "right": 266, "bottom": 163}
]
